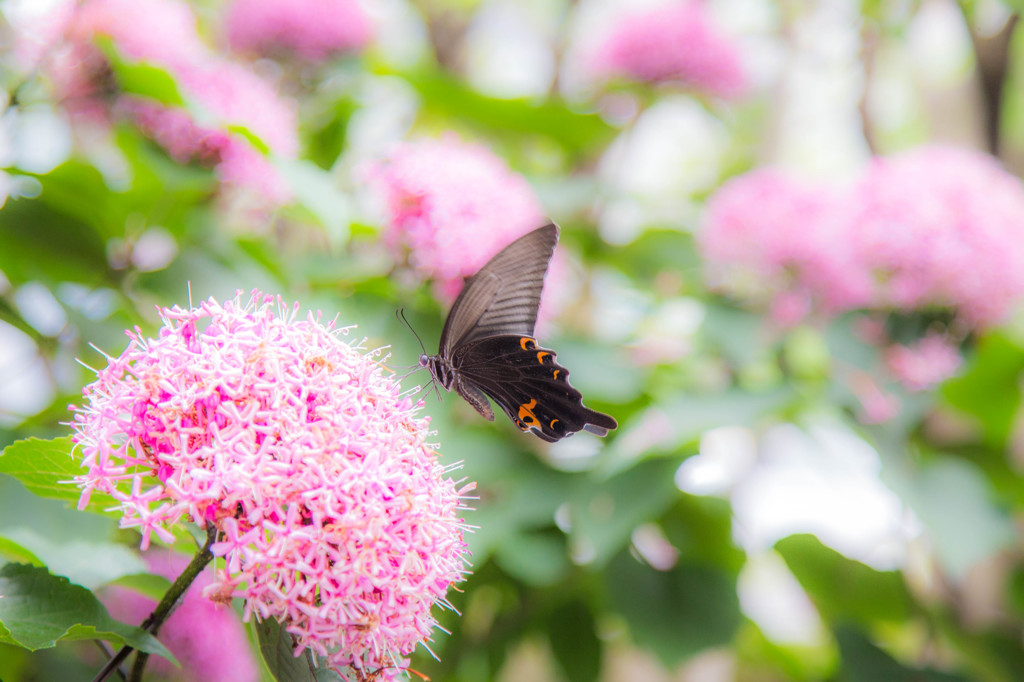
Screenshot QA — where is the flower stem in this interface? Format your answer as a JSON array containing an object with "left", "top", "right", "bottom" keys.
[{"left": 92, "top": 525, "right": 219, "bottom": 682}]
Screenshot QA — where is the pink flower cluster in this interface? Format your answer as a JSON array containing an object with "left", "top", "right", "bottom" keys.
[
  {"left": 701, "top": 146, "right": 1024, "bottom": 328},
  {"left": 70, "top": 292, "right": 473, "bottom": 678},
  {"left": 103, "top": 551, "right": 259, "bottom": 682},
  {"left": 588, "top": 2, "right": 747, "bottom": 98},
  {"left": 224, "top": 0, "right": 373, "bottom": 61},
  {"left": 885, "top": 333, "right": 963, "bottom": 392},
  {"left": 40, "top": 0, "right": 298, "bottom": 204},
  {"left": 369, "top": 135, "right": 548, "bottom": 302}
]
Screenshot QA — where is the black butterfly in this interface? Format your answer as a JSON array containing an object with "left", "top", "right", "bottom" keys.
[{"left": 418, "top": 223, "right": 617, "bottom": 442}]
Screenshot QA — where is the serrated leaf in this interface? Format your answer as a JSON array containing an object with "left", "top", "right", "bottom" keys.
[
  {"left": 775, "top": 535, "right": 911, "bottom": 625},
  {"left": 0, "top": 437, "right": 120, "bottom": 515},
  {"left": 0, "top": 563, "right": 173, "bottom": 662}
]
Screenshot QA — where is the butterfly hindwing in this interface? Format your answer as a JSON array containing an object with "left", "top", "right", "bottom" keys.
[{"left": 452, "top": 335, "right": 617, "bottom": 442}]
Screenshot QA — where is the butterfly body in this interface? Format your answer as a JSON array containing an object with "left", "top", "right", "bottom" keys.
[{"left": 419, "top": 223, "right": 617, "bottom": 442}]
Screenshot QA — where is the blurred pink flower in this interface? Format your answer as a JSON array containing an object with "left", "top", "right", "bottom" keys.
[
  {"left": 35, "top": 0, "right": 297, "bottom": 204},
  {"left": 369, "top": 135, "right": 548, "bottom": 301},
  {"left": 71, "top": 291, "right": 473, "bottom": 678},
  {"left": 700, "top": 168, "right": 868, "bottom": 322},
  {"left": 885, "top": 333, "right": 962, "bottom": 392},
  {"left": 103, "top": 552, "right": 258, "bottom": 682},
  {"left": 70, "top": 0, "right": 207, "bottom": 70},
  {"left": 851, "top": 373, "right": 901, "bottom": 424},
  {"left": 701, "top": 146, "right": 1024, "bottom": 328},
  {"left": 224, "top": 0, "right": 372, "bottom": 61},
  {"left": 589, "top": 2, "right": 747, "bottom": 98},
  {"left": 851, "top": 146, "right": 1024, "bottom": 326}
]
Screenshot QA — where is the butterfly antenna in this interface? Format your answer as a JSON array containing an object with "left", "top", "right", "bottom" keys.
[{"left": 396, "top": 308, "right": 428, "bottom": 356}]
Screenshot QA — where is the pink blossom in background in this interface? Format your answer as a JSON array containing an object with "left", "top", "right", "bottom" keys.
[
  {"left": 589, "top": 2, "right": 747, "bottom": 98},
  {"left": 701, "top": 146, "right": 1024, "bottom": 328},
  {"left": 851, "top": 373, "right": 901, "bottom": 424},
  {"left": 885, "top": 333, "right": 962, "bottom": 392},
  {"left": 369, "top": 135, "right": 547, "bottom": 301},
  {"left": 225, "top": 0, "right": 372, "bottom": 61},
  {"left": 850, "top": 146, "right": 1024, "bottom": 326},
  {"left": 32, "top": 0, "right": 297, "bottom": 204},
  {"left": 700, "top": 168, "right": 868, "bottom": 324},
  {"left": 103, "top": 552, "right": 258, "bottom": 682},
  {"left": 71, "top": 291, "right": 473, "bottom": 678},
  {"left": 70, "top": 0, "right": 207, "bottom": 70}
]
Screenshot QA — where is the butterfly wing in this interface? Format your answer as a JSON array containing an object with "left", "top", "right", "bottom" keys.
[
  {"left": 440, "top": 223, "right": 559, "bottom": 357},
  {"left": 452, "top": 335, "right": 617, "bottom": 442}
]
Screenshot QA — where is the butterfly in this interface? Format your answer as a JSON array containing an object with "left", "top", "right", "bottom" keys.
[{"left": 418, "top": 223, "right": 617, "bottom": 442}]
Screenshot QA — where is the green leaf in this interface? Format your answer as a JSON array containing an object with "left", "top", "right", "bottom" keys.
[
  {"left": 397, "top": 67, "right": 615, "bottom": 154},
  {"left": 886, "top": 457, "right": 1015, "bottom": 580},
  {"left": 548, "top": 600, "right": 601, "bottom": 682},
  {"left": 835, "top": 625, "right": 968, "bottom": 682},
  {"left": 702, "top": 304, "right": 767, "bottom": 367},
  {"left": 775, "top": 534, "right": 911, "bottom": 625},
  {"left": 600, "top": 387, "right": 793, "bottom": 476},
  {"left": 25, "top": 160, "right": 131, "bottom": 239},
  {"left": 0, "top": 535, "right": 43, "bottom": 565},
  {"left": 0, "top": 437, "right": 120, "bottom": 515},
  {"left": 227, "top": 125, "right": 271, "bottom": 155},
  {"left": 606, "top": 553, "right": 741, "bottom": 667},
  {"left": 0, "top": 563, "right": 173, "bottom": 661},
  {"left": 254, "top": 618, "right": 318, "bottom": 682},
  {"left": 106, "top": 573, "right": 173, "bottom": 601},
  {"left": 275, "top": 158, "right": 352, "bottom": 246},
  {"left": 0, "top": 475, "right": 145, "bottom": 588},
  {"left": 97, "top": 37, "right": 185, "bottom": 106},
  {"left": 570, "top": 457, "right": 682, "bottom": 567},
  {"left": 494, "top": 532, "right": 569, "bottom": 587},
  {"left": 0, "top": 193, "right": 110, "bottom": 286},
  {"left": 661, "top": 494, "right": 745, "bottom": 573},
  {"left": 304, "top": 95, "right": 358, "bottom": 170},
  {"left": 942, "top": 333, "right": 1024, "bottom": 448}
]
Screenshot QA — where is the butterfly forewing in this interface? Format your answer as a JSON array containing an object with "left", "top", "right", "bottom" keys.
[{"left": 440, "top": 223, "right": 558, "bottom": 356}]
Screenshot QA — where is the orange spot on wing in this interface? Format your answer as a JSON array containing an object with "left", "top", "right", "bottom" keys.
[
  {"left": 553, "top": 370, "right": 560, "bottom": 380},
  {"left": 549, "top": 419, "right": 560, "bottom": 429},
  {"left": 520, "top": 337, "right": 535, "bottom": 350},
  {"left": 518, "top": 399, "right": 539, "bottom": 425},
  {"left": 537, "top": 351, "right": 550, "bottom": 364}
]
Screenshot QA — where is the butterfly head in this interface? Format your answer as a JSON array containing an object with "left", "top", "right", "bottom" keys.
[{"left": 420, "top": 353, "right": 454, "bottom": 389}]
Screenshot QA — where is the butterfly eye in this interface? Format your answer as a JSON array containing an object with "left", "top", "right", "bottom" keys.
[{"left": 418, "top": 354, "right": 429, "bottom": 367}]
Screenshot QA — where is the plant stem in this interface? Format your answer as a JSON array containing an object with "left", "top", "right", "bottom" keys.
[{"left": 91, "top": 525, "right": 218, "bottom": 682}]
